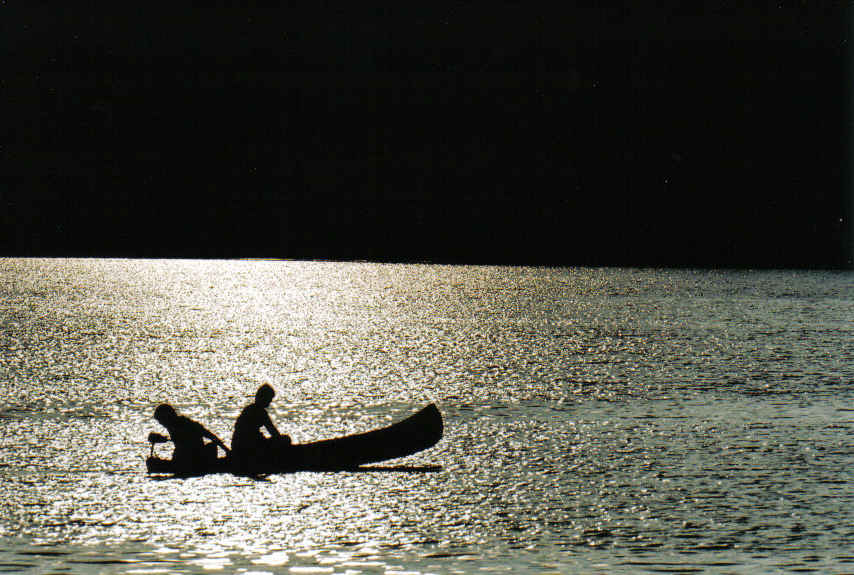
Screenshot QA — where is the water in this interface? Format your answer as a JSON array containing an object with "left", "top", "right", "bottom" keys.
[{"left": 1, "top": 258, "right": 852, "bottom": 574}]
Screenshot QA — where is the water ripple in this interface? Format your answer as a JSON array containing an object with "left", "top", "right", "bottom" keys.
[{"left": 0, "top": 260, "right": 852, "bottom": 573}]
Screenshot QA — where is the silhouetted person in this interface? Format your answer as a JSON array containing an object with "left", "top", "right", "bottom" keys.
[
  {"left": 153, "top": 404, "right": 229, "bottom": 468},
  {"left": 231, "top": 384, "right": 292, "bottom": 469}
]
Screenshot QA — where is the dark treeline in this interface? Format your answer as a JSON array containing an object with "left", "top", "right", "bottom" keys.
[{"left": 4, "top": 4, "right": 851, "bottom": 267}]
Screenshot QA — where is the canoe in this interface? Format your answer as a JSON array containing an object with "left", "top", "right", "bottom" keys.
[{"left": 146, "top": 403, "right": 443, "bottom": 476}]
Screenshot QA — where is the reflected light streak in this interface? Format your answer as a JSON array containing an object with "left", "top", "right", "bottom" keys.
[{"left": 2, "top": 260, "right": 851, "bottom": 573}]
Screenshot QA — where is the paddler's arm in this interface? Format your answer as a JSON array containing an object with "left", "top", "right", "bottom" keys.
[
  {"left": 148, "top": 432, "right": 170, "bottom": 444},
  {"left": 261, "top": 410, "right": 281, "bottom": 439},
  {"left": 201, "top": 426, "right": 230, "bottom": 454}
]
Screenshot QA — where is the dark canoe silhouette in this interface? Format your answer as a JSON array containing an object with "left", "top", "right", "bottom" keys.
[{"left": 146, "top": 403, "right": 443, "bottom": 476}]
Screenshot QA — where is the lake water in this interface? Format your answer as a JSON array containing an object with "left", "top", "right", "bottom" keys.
[{"left": 0, "top": 258, "right": 852, "bottom": 574}]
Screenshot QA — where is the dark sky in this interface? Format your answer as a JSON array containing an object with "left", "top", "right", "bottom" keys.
[{"left": 4, "top": 4, "right": 852, "bottom": 268}]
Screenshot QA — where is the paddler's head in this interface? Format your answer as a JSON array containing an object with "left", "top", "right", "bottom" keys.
[
  {"left": 255, "top": 384, "right": 275, "bottom": 408},
  {"left": 153, "top": 404, "right": 177, "bottom": 426}
]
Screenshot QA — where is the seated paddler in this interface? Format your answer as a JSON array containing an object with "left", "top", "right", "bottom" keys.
[
  {"left": 231, "top": 384, "right": 292, "bottom": 468},
  {"left": 152, "top": 404, "right": 229, "bottom": 468}
]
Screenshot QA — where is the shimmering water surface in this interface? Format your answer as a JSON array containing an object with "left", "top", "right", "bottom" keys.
[{"left": 1, "top": 258, "right": 852, "bottom": 574}]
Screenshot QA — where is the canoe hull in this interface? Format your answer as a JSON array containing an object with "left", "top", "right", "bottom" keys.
[{"left": 146, "top": 403, "right": 443, "bottom": 476}]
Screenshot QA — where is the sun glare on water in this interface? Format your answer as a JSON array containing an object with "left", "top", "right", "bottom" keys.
[{"left": 0, "top": 259, "right": 852, "bottom": 573}]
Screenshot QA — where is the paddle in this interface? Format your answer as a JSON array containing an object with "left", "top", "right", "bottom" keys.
[{"left": 148, "top": 432, "right": 169, "bottom": 457}]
